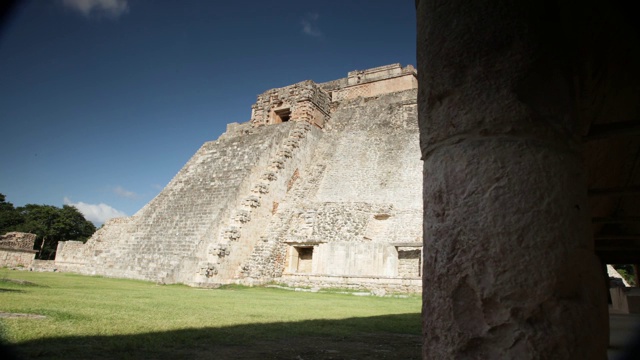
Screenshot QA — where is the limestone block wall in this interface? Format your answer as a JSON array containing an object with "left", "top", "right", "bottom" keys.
[
  {"left": 183, "top": 121, "right": 323, "bottom": 286},
  {"left": 0, "top": 232, "right": 37, "bottom": 250},
  {"left": 0, "top": 232, "right": 38, "bottom": 268},
  {"left": 279, "top": 274, "right": 421, "bottom": 294},
  {"left": 243, "top": 89, "right": 422, "bottom": 291},
  {"left": 250, "top": 81, "right": 331, "bottom": 127},
  {"left": 242, "top": 140, "right": 336, "bottom": 281},
  {"left": 55, "top": 240, "right": 89, "bottom": 265},
  {"left": 397, "top": 248, "right": 421, "bottom": 277},
  {"left": 330, "top": 64, "right": 417, "bottom": 102},
  {"left": 55, "top": 218, "right": 130, "bottom": 270},
  {"left": 310, "top": 243, "right": 397, "bottom": 276},
  {"left": 346, "top": 63, "right": 410, "bottom": 85},
  {"left": 332, "top": 75, "right": 417, "bottom": 103},
  {"left": 314, "top": 89, "right": 422, "bottom": 245},
  {"left": 318, "top": 78, "right": 348, "bottom": 93},
  {"left": 0, "top": 249, "right": 36, "bottom": 268},
  {"left": 30, "top": 259, "right": 58, "bottom": 271}
]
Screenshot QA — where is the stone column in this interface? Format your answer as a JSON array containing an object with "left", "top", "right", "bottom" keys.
[{"left": 417, "top": 0, "right": 608, "bottom": 358}]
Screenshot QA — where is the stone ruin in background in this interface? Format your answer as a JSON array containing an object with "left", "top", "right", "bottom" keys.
[
  {"left": 0, "top": 232, "right": 38, "bottom": 268},
  {"left": 54, "top": 64, "right": 422, "bottom": 293}
]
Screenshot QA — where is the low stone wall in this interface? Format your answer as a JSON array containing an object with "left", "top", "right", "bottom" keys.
[
  {"left": 0, "top": 248, "right": 36, "bottom": 268},
  {"left": 55, "top": 240, "right": 89, "bottom": 266},
  {"left": 30, "top": 259, "right": 58, "bottom": 272},
  {"left": 0, "top": 232, "right": 38, "bottom": 268},
  {"left": 277, "top": 273, "right": 421, "bottom": 293}
]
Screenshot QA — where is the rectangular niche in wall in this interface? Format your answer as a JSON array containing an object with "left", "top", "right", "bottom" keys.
[
  {"left": 397, "top": 248, "right": 421, "bottom": 278},
  {"left": 272, "top": 107, "right": 291, "bottom": 123},
  {"left": 294, "top": 246, "right": 313, "bottom": 273}
]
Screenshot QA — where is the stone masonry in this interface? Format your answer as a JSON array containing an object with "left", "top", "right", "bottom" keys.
[
  {"left": 56, "top": 64, "right": 421, "bottom": 293},
  {"left": 0, "top": 232, "right": 38, "bottom": 268}
]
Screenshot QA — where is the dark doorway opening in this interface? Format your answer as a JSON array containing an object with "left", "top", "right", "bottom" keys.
[{"left": 274, "top": 108, "right": 291, "bottom": 123}]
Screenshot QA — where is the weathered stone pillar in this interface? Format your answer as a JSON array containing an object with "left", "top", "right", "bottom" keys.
[{"left": 417, "top": 0, "right": 608, "bottom": 358}]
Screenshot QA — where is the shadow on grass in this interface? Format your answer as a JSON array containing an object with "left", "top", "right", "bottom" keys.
[
  {"left": 9, "top": 313, "right": 421, "bottom": 360},
  {"left": 0, "top": 288, "right": 25, "bottom": 293}
]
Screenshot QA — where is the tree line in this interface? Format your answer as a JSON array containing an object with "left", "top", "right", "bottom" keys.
[{"left": 0, "top": 193, "right": 96, "bottom": 259}]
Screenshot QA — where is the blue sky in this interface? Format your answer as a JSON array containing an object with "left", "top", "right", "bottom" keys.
[{"left": 0, "top": 0, "right": 416, "bottom": 225}]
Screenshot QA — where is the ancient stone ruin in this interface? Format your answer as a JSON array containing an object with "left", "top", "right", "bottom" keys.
[
  {"left": 55, "top": 64, "right": 422, "bottom": 292},
  {"left": 0, "top": 232, "right": 38, "bottom": 268}
]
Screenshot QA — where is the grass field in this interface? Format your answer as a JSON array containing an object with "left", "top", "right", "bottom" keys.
[{"left": 0, "top": 269, "right": 421, "bottom": 359}]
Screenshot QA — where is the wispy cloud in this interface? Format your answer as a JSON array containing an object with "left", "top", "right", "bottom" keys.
[
  {"left": 62, "top": 0, "right": 129, "bottom": 18},
  {"left": 301, "top": 13, "right": 323, "bottom": 38},
  {"left": 64, "top": 197, "right": 127, "bottom": 225},
  {"left": 151, "top": 184, "right": 164, "bottom": 191},
  {"left": 113, "top": 185, "right": 137, "bottom": 199}
]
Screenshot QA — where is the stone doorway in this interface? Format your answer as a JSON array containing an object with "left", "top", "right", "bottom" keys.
[
  {"left": 295, "top": 246, "right": 313, "bottom": 273},
  {"left": 397, "top": 248, "right": 421, "bottom": 278}
]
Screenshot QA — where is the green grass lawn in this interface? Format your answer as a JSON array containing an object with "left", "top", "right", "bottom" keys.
[{"left": 0, "top": 269, "right": 421, "bottom": 359}]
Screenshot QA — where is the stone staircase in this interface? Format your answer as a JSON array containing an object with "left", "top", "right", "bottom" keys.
[
  {"left": 56, "top": 124, "right": 293, "bottom": 282},
  {"left": 187, "top": 120, "right": 322, "bottom": 286},
  {"left": 240, "top": 128, "right": 337, "bottom": 281}
]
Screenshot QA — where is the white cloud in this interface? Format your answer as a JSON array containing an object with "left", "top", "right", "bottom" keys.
[
  {"left": 62, "top": 0, "right": 129, "bottom": 18},
  {"left": 301, "top": 13, "right": 323, "bottom": 38},
  {"left": 64, "top": 197, "right": 127, "bottom": 225},
  {"left": 113, "top": 185, "right": 137, "bottom": 199}
]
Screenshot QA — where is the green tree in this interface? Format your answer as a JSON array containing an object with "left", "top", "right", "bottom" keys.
[
  {"left": 613, "top": 264, "right": 637, "bottom": 286},
  {"left": 0, "top": 194, "right": 96, "bottom": 259},
  {"left": 57, "top": 205, "right": 96, "bottom": 242},
  {"left": 16, "top": 204, "right": 62, "bottom": 259},
  {"left": 0, "top": 193, "right": 25, "bottom": 234},
  {"left": 15, "top": 203, "right": 96, "bottom": 260}
]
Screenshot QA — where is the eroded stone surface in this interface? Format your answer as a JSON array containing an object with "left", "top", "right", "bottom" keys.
[{"left": 417, "top": 0, "right": 608, "bottom": 358}]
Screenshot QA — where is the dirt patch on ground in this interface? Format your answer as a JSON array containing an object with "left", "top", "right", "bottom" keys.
[{"left": 0, "top": 312, "right": 46, "bottom": 319}]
